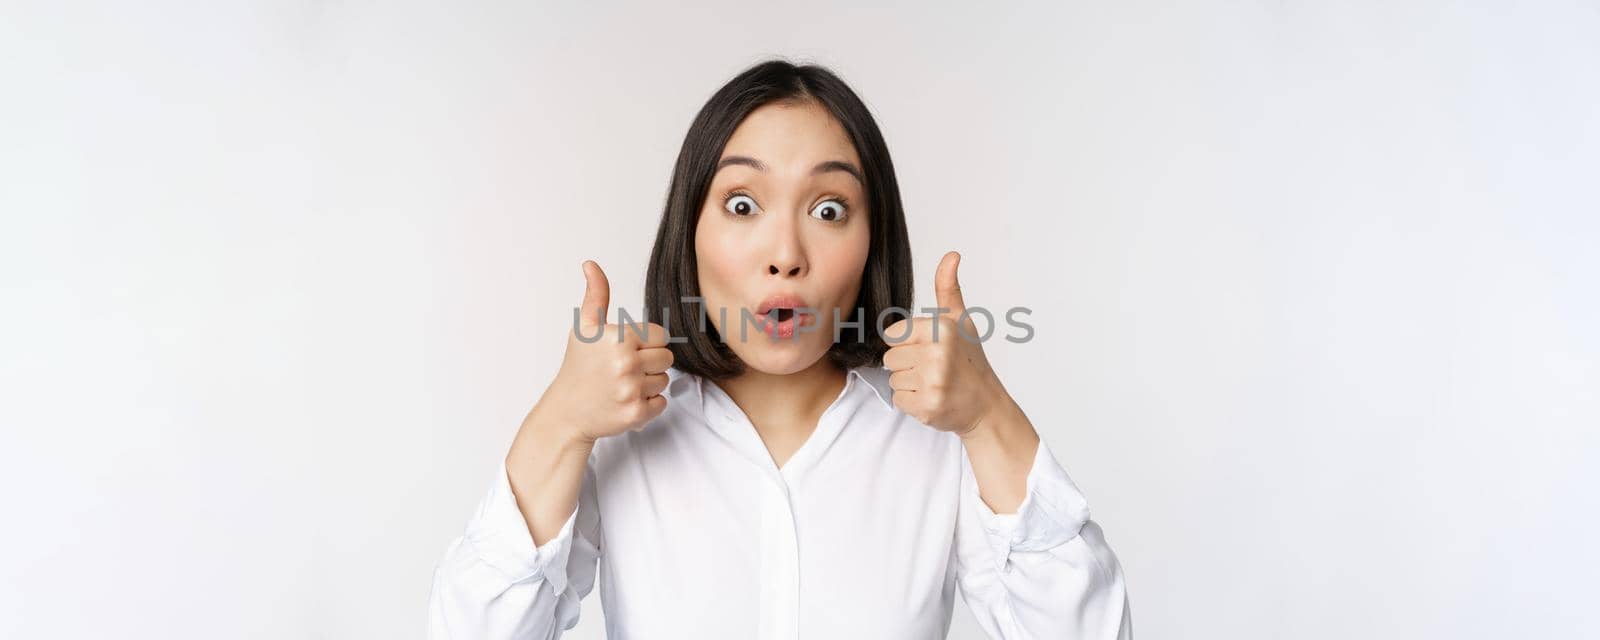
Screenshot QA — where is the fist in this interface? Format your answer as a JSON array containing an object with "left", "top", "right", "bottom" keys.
[
  {"left": 882, "top": 251, "right": 1013, "bottom": 436},
  {"left": 536, "top": 260, "right": 674, "bottom": 442}
]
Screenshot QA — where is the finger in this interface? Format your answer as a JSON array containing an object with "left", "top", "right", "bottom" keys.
[
  {"left": 641, "top": 371, "right": 670, "bottom": 397},
  {"left": 934, "top": 251, "right": 966, "bottom": 320},
  {"left": 883, "top": 317, "right": 915, "bottom": 345},
  {"left": 883, "top": 342, "right": 931, "bottom": 371},
  {"left": 883, "top": 316, "right": 934, "bottom": 345},
  {"left": 634, "top": 394, "right": 668, "bottom": 429},
  {"left": 580, "top": 260, "right": 611, "bottom": 329},
  {"left": 908, "top": 317, "right": 949, "bottom": 345},
  {"left": 638, "top": 346, "right": 674, "bottom": 375},
  {"left": 618, "top": 321, "right": 670, "bottom": 348},
  {"left": 637, "top": 322, "right": 671, "bottom": 348},
  {"left": 891, "top": 388, "right": 923, "bottom": 417},
  {"left": 888, "top": 368, "right": 923, "bottom": 391},
  {"left": 616, "top": 319, "right": 667, "bottom": 347}
]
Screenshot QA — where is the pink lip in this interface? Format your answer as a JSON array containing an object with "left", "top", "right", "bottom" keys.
[
  {"left": 751, "top": 293, "right": 817, "bottom": 339},
  {"left": 756, "top": 293, "right": 811, "bottom": 315}
]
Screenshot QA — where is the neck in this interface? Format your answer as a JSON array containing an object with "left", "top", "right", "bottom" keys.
[{"left": 716, "top": 357, "right": 849, "bottom": 438}]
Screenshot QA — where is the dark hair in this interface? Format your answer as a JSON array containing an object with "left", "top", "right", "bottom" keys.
[{"left": 645, "top": 59, "right": 914, "bottom": 380}]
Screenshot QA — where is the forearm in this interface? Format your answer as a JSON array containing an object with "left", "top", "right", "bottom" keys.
[
  {"left": 505, "top": 400, "right": 596, "bottom": 547},
  {"left": 956, "top": 411, "right": 1129, "bottom": 639},
  {"left": 959, "top": 395, "right": 1040, "bottom": 515}
]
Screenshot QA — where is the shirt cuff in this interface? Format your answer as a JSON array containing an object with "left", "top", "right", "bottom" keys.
[
  {"left": 967, "top": 437, "right": 1091, "bottom": 573},
  {"left": 462, "top": 457, "right": 580, "bottom": 593}
]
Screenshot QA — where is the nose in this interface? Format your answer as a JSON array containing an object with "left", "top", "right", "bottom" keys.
[
  {"left": 765, "top": 215, "right": 807, "bottom": 279},
  {"left": 768, "top": 256, "right": 805, "bottom": 278}
]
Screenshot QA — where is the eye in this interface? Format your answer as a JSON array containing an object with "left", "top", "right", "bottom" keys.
[
  {"left": 809, "top": 198, "right": 848, "bottom": 222},
  {"left": 724, "top": 193, "right": 758, "bottom": 216}
]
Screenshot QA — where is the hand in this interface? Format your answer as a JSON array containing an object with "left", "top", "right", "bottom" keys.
[
  {"left": 525, "top": 260, "right": 674, "bottom": 444},
  {"left": 882, "top": 251, "right": 1018, "bottom": 437}
]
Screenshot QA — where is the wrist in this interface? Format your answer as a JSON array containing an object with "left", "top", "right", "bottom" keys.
[
  {"left": 506, "top": 419, "right": 593, "bottom": 488},
  {"left": 960, "top": 390, "right": 1022, "bottom": 441},
  {"left": 510, "top": 402, "right": 595, "bottom": 468},
  {"left": 957, "top": 396, "right": 1038, "bottom": 515},
  {"left": 526, "top": 395, "right": 597, "bottom": 446},
  {"left": 960, "top": 400, "right": 1037, "bottom": 466}
]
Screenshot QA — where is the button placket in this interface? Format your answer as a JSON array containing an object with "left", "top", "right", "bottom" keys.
[
  {"left": 758, "top": 475, "right": 800, "bottom": 640},
  {"left": 699, "top": 373, "right": 848, "bottom": 639}
]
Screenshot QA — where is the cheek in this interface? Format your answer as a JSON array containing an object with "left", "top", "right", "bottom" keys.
[
  {"left": 817, "top": 226, "right": 872, "bottom": 304},
  {"left": 694, "top": 214, "right": 748, "bottom": 318}
]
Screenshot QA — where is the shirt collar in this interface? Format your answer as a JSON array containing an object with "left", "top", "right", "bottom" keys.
[
  {"left": 665, "top": 364, "right": 897, "bottom": 415},
  {"left": 847, "top": 365, "right": 897, "bottom": 410}
]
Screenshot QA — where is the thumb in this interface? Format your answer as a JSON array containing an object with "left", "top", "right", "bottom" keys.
[
  {"left": 934, "top": 250, "right": 966, "bottom": 319},
  {"left": 580, "top": 260, "right": 610, "bottom": 328}
]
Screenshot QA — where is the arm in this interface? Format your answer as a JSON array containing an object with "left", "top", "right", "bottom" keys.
[
  {"left": 878, "top": 250, "right": 1131, "bottom": 637},
  {"left": 953, "top": 405, "right": 1132, "bottom": 639},
  {"left": 428, "top": 259, "right": 672, "bottom": 638},
  {"left": 427, "top": 418, "right": 604, "bottom": 639}
]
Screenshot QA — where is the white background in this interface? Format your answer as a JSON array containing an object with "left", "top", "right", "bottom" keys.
[{"left": 3, "top": 1, "right": 1596, "bottom": 638}]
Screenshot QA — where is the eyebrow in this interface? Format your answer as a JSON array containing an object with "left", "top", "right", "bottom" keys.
[{"left": 715, "top": 155, "right": 865, "bottom": 186}]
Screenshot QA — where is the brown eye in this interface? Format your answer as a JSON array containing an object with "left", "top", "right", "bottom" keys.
[
  {"left": 809, "top": 199, "right": 847, "bottom": 222},
  {"left": 724, "top": 194, "right": 758, "bottom": 216}
]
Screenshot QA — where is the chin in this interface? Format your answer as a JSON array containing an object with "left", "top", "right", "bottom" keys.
[{"left": 732, "top": 339, "right": 831, "bottom": 376}]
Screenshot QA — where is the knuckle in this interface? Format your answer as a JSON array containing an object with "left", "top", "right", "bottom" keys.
[
  {"left": 608, "top": 323, "right": 633, "bottom": 344},
  {"left": 622, "top": 401, "right": 648, "bottom": 423},
  {"left": 614, "top": 353, "right": 638, "bottom": 375}
]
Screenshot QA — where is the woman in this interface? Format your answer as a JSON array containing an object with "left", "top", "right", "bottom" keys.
[{"left": 427, "top": 60, "right": 1132, "bottom": 639}]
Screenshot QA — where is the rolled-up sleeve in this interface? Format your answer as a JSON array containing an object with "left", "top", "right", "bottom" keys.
[
  {"left": 955, "top": 437, "right": 1133, "bottom": 639},
  {"left": 427, "top": 456, "right": 602, "bottom": 639}
]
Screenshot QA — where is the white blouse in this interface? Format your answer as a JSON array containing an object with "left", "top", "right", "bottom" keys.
[{"left": 427, "top": 364, "right": 1132, "bottom": 639}]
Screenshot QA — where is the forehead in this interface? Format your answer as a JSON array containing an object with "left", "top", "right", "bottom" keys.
[{"left": 719, "top": 100, "right": 861, "bottom": 169}]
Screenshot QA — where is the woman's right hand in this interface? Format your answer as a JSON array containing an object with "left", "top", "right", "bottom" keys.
[
  {"left": 522, "top": 260, "right": 674, "bottom": 445},
  {"left": 503, "top": 259, "right": 670, "bottom": 547}
]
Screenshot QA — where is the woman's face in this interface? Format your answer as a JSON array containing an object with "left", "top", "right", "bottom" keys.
[{"left": 694, "top": 99, "right": 871, "bottom": 376}]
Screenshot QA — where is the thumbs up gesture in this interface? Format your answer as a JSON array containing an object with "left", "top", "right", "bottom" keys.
[
  {"left": 882, "top": 251, "right": 1020, "bottom": 436},
  {"left": 526, "top": 260, "right": 675, "bottom": 444}
]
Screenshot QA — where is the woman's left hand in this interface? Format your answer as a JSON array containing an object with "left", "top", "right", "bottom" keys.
[{"left": 882, "top": 251, "right": 1023, "bottom": 437}]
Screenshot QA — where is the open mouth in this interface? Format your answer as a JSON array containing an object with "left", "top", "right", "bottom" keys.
[
  {"left": 756, "top": 306, "right": 811, "bottom": 327},
  {"left": 752, "top": 295, "right": 816, "bottom": 339}
]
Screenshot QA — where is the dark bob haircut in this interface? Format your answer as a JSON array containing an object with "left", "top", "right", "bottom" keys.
[{"left": 645, "top": 59, "right": 914, "bottom": 380}]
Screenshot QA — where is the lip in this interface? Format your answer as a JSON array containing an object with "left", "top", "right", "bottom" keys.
[
  {"left": 756, "top": 293, "right": 812, "bottom": 316},
  {"left": 751, "top": 293, "right": 818, "bottom": 339}
]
